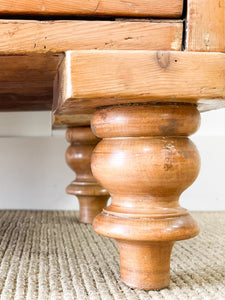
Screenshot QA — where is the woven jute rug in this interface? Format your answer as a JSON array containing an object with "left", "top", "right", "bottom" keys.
[{"left": 0, "top": 211, "right": 224, "bottom": 300}]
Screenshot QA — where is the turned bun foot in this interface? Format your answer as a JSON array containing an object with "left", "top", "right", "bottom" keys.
[
  {"left": 66, "top": 182, "right": 108, "bottom": 224},
  {"left": 66, "top": 126, "right": 109, "bottom": 224},
  {"left": 91, "top": 103, "right": 200, "bottom": 289},
  {"left": 118, "top": 241, "right": 173, "bottom": 290}
]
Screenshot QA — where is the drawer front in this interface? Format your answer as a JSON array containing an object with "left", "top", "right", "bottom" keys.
[
  {"left": 186, "top": 0, "right": 225, "bottom": 52},
  {"left": 0, "top": 20, "right": 183, "bottom": 54},
  {"left": 0, "top": 0, "right": 183, "bottom": 18},
  {"left": 0, "top": 19, "right": 183, "bottom": 112}
]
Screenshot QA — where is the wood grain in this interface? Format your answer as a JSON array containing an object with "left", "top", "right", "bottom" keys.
[
  {"left": 53, "top": 50, "right": 225, "bottom": 115},
  {"left": 0, "top": 53, "right": 63, "bottom": 111},
  {"left": 66, "top": 127, "right": 109, "bottom": 223},
  {"left": 92, "top": 103, "right": 200, "bottom": 289},
  {"left": 53, "top": 114, "right": 92, "bottom": 127},
  {"left": 0, "top": 54, "right": 62, "bottom": 94},
  {"left": 0, "top": 0, "right": 183, "bottom": 17},
  {"left": 0, "top": 20, "right": 182, "bottom": 112},
  {"left": 186, "top": 0, "right": 225, "bottom": 52},
  {"left": 0, "top": 20, "right": 183, "bottom": 54}
]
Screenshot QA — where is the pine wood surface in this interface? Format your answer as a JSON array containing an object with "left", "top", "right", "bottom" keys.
[
  {"left": 66, "top": 127, "right": 109, "bottom": 223},
  {"left": 186, "top": 0, "right": 225, "bottom": 52},
  {"left": 53, "top": 50, "right": 225, "bottom": 116},
  {"left": 0, "top": 1, "right": 224, "bottom": 289},
  {"left": 92, "top": 103, "right": 200, "bottom": 289},
  {"left": 0, "top": 20, "right": 183, "bottom": 54},
  {"left": 0, "top": 20, "right": 182, "bottom": 112},
  {"left": 0, "top": 53, "right": 63, "bottom": 111},
  {"left": 53, "top": 114, "right": 92, "bottom": 127},
  {"left": 0, "top": 0, "right": 183, "bottom": 17}
]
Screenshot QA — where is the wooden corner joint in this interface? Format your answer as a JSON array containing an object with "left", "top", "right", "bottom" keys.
[
  {"left": 53, "top": 50, "right": 225, "bottom": 289},
  {"left": 65, "top": 126, "right": 109, "bottom": 224},
  {"left": 91, "top": 103, "right": 200, "bottom": 290},
  {"left": 53, "top": 50, "right": 225, "bottom": 116}
]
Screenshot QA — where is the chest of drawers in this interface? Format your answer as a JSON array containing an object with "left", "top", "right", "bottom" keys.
[{"left": 0, "top": 0, "right": 224, "bottom": 291}]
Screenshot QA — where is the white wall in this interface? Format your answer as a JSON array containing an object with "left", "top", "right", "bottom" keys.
[
  {"left": 0, "top": 111, "right": 52, "bottom": 137},
  {"left": 0, "top": 109, "right": 225, "bottom": 211},
  {"left": 0, "top": 111, "right": 78, "bottom": 210},
  {"left": 0, "top": 134, "right": 76, "bottom": 210}
]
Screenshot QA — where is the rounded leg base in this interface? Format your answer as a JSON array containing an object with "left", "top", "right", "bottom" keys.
[
  {"left": 118, "top": 241, "right": 174, "bottom": 290},
  {"left": 91, "top": 103, "right": 201, "bottom": 290},
  {"left": 78, "top": 196, "right": 108, "bottom": 224}
]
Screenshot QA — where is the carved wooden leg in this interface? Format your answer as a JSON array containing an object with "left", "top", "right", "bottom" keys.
[
  {"left": 91, "top": 103, "right": 200, "bottom": 290},
  {"left": 65, "top": 126, "right": 109, "bottom": 224}
]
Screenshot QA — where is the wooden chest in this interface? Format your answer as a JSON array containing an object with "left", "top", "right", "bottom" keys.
[{"left": 0, "top": 0, "right": 224, "bottom": 291}]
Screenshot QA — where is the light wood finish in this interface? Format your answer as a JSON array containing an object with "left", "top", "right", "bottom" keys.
[
  {"left": 92, "top": 103, "right": 200, "bottom": 290},
  {"left": 53, "top": 114, "right": 92, "bottom": 128},
  {"left": 186, "top": 0, "right": 225, "bottom": 52},
  {"left": 53, "top": 50, "right": 225, "bottom": 116},
  {"left": 0, "top": 20, "right": 183, "bottom": 54},
  {"left": 0, "top": 0, "right": 183, "bottom": 17},
  {"left": 0, "top": 20, "right": 182, "bottom": 112},
  {"left": 66, "top": 127, "right": 109, "bottom": 223}
]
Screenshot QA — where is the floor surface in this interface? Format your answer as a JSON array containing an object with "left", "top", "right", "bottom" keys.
[{"left": 0, "top": 210, "right": 224, "bottom": 300}]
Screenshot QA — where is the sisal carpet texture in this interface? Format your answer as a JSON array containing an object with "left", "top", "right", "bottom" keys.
[{"left": 0, "top": 211, "right": 224, "bottom": 300}]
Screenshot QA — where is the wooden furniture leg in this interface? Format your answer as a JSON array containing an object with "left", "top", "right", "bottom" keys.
[
  {"left": 66, "top": 126, "right": 109, "bottom": 224},
  {"left": 91, "top": 103, "right": 200, "bottom": 290}
]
